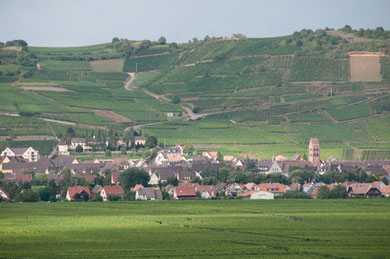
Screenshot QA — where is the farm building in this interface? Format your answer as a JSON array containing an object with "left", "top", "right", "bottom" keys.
[{"left": 238, "top": 190, "right": 274, "bottom": 200}]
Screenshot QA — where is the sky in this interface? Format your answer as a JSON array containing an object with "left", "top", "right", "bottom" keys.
[{"left": 0, "top": 0, "right": 389, "bottom": 47}]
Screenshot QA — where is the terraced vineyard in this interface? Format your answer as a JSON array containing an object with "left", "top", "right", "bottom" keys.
[{"left": 1, "top": 29, "right": 390, "bottom": 159}]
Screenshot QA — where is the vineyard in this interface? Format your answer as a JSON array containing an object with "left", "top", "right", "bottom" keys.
[
  {"left": 123, "top": 53, "right": 179, "bottom": 72},
  {"left": 1, "top": 31, "right": 390, "bottom": 159},
  {"left": 1, "top": 200, "right": 389, "bottom": 258}
]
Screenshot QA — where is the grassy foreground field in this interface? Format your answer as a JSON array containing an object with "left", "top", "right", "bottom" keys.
[{"left": 1, "top": 200, "right": 390, "bottom": 258}]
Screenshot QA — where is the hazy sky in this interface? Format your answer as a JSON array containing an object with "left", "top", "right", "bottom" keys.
[{"left": 1, "top": 0, "right": 389, "bottom": 47}]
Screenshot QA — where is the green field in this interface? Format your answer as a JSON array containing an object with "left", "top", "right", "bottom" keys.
[{"left": 0, "top": 200, "right": 389, "bottom": 258}]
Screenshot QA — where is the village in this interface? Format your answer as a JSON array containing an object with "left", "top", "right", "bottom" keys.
[{"left": 1, "top": 136, "right": 390, "bottom": 202}]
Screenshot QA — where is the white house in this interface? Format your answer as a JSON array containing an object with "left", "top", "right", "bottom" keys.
[
  {"left": 238, "top": 190, "right": 274, "bottom": 200},
  {"left": 135, "top": 187, "right": 163, "bottom": 200},
  {"left": 1, "top": 147, "right": 39, "bottom": 162},
  {"left": 70, "top": 138, "right": 92, "bottom": 151},
  {"left": 58, "top": 141, "right": 69, "bottom": 155}
]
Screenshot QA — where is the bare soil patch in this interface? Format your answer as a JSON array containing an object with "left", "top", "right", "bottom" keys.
[
  {"left": 20, "top": 86, "right": 71, "bottom": 92},
  {"left": 15, "top": 135, "right": 56, "bottom": 140},
  {"left": 349, "top": 52, "right": 384, "bottom": 82},
  {"left": 86, "top": 108, "right": 132, "bottom": 123},
  {"left": 2, "top": 46, "right": 22, "bottom": 52}
]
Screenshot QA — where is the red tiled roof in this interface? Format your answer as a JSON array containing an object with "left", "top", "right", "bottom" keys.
[
  {"left": 131, "top": 184, "right": 144, "bottom": 192},
  {"left": 198, "top": 185, "right": 215, "bottom": 194},
  {"left": 381, "top": 185, "right": 390, "bottom": 195},
  {"left": 15, "top": 174, "right": 32, "bottom": 182},
  {"left": 202, "top": 152, "right": 218, "bottom": 158},
  {"left": 175, "top": 184, "right": 196, "bottom": 197},
  {"left": 238, "top": 190, "right": 260, "bottom": 197},
  {"left": 67, "top": 186, "right": 91, "bottom": 198},
  {"left": 102, "top": 185, "right": 124, "bottom": 196},
  {"left": 257, "top": 182, "right": 288, "bottom": 193}
]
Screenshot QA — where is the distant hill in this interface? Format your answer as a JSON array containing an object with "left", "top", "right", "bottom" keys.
[{"left": 0, "top": 27, "right": 390, "bottom": 160}]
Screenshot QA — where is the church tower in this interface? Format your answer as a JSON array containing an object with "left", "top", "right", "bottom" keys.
[{"left": 309, "top": 138, "right": 320, "bottom": 166}]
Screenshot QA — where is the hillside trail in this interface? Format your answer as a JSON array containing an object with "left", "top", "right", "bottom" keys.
[{"left": 124, "top": 72, "right": 137, "bottom": 90}]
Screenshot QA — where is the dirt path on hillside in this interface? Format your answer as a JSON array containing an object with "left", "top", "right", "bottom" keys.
[
  {"left": 124, "top": 72, "right": 136, "bottom": 90},
  {"left": 86, "top": 108, "right": 132, "bottom": 123}
]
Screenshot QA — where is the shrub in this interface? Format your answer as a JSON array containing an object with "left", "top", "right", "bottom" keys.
[
  {"left": 107, "top": 195, "right": 121, "bottom": 201},
  {"left": 15, "top": 190, "right": 39, "bottom": 202}
]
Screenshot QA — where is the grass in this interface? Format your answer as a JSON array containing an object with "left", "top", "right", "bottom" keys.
[{"left": 0, "top": 200, "right": 389, "bottom": 258}]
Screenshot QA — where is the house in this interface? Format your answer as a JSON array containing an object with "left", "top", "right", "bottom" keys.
[
  {"left": 48, "top": 174, "right": 64, "bottom": 185},
  {"left": 70, "top": 138, "right": 92, "bottom": 151},
  {"left": 1, "top": 147, "right": 39, "bottom": 162},
  {"left": 101, "top": 185, "right": 124, "bottom": 201},
  {"left": 238, "top": 190, "right": 274, "bottom": 200},
  {"left": 198, "top": 185, "right": 216, "bottom": 199},
  {"left": 215, "top": 183, "right": 227, "bottom": 193},
  {"left": 381, "top": 185, "right": 390, "bottom": 197},
  {"left": 202, "top": 152, "right": 218, "bottom": 160},
  {"left": 135, "top": 187, "right": 163, "bottom": 200},
  {"left": 223, "top": 156, "right": 244, "bottom": 168},
  {"left": 131, "top": 184, "right": 144, "bottom": 192},
  {"left": 66, "top": 186, "right": 92, "bottom": 201},
  {"left": 1, "top": 156, "right": 52, "bottom": 174},
  {"left": 347, "top": 183, "right": 382, "bottom": 198},
  {"left": 111, "top": 172, "right": 120, "bottom": 184},
  {"left": 0, "top": 187, "right": 10, "bottom": 200},
  {"left": 134, "top": 136, "right": 147, "bottom": 146},
  {"left": 58, "top": 141, "right": 69, "bottom": 155},
  {"left": 174, "top": 184, "right": 198, "bottom": 199},
  {"left": 257, "top": 183, "right": 290, "bottom": 196},
  {"left": 225, "top": 183, "right": 244, "bottom": 196},
  {"left": 92, "top": 185, "right": 103, "bottom": 194},
  {"left": 244, "top": 183, "right": 257, "bottom": 191},
  {"left": 275, "top": 155, "right": 287, "bottom": 161}
]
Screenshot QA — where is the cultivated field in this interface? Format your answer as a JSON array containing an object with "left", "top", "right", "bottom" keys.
[
  {"left": 349, "top": 52, "right": 383, "bottom": 82},
  {"left": 89, "top": 59, "right": 124, "bottom": 72},
  {"left": 0, "top": 200, "right": 389, "bottom": 258}
]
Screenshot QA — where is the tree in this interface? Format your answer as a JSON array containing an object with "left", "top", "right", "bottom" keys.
[
  {"left": 316, "top": 186, "right": 330, "bottom": 199},
  {"left": 217, "top": 152, "right": 223, "bottom": 162},
  {"left": 119, "top": 168, "right": 150, "bottom": 190},
  {"left": 66, "top": 127, "right": 76, "bottom": 139},
  {"left": 120, "top": 146, "right": 127, "bottom": 155},
  {"left": 124, "top": 191, "right": 135, "bottom": 201},
  {"left": 183, "top": 145, "right": 195, "bottom": 155},
  {"left": 166, "top": 176, "right": 179, "bottom": 186},
  {"left": 342, "top": 25, "right": 352, "bottom": 33},
  {"left": 112, "top": 37, "right": 120, "bottom": 43},
  {"left": 171, "top": 96, "right": 180, "bottom": 104},
  {"left": 105, "top": 150, "right": 112, "bottom": 157},
  {"left": 158, "top": 36, "right": 166, "bottom": 45},
  {"left": 191, "top": 176, "right": 202, "bottom": 184},
  {"left": 15, "top": 189, "right": 39, "bottom": 202},
  {"left": 145, "top": 136, "right": 157, "bottom": 148},
  {"left": 39, "top": 187, "right": 51, "bottom": 201},
  {"left": 75, "top": 145, "right": 83, "bottom": 153},
  {"left": 192, "top": 107, "right": 200, "bottom": 113},
  {"left": 217, "top": 168, "right": 230, "bottom": 182},
  {"left": 329, "top": 185, "right": 347, "bottom": 199}
]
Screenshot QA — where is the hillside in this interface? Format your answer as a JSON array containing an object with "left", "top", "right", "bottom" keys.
[{"left": 1, "top": 27, "right": 390, "bottom": 160}]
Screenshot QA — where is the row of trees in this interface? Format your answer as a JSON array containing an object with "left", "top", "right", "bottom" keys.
[{"left": 342, "top": 25, "right": 387, "bottom": 39}]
